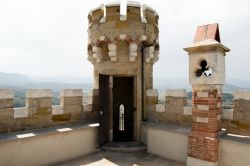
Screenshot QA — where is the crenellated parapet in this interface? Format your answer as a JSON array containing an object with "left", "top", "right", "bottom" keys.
[
  {"left": 0, "top": 89, "right": 15, "bottom": 133},
  {"left": 146, "top": 89, "right": 191, "bottom": 125},
  {"left": 0, "top": 89, "right": 99, "bottom": 134},
  {"left": 87, "top": 1, "right": 159, "bottom": 64}
]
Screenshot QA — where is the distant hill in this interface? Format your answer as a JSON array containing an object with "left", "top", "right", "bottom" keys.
[
  {"left": 0, "top": 72, "right": 93, "bottom": 107},
  {"left": 0, "top": 72, "right": 92, "bottom": 92},
  {"left": 0, "top": 72, "right": 31, "bottom": 86},
  {"left": 223, "top": 84, "right": 248, "bottom": 93}
]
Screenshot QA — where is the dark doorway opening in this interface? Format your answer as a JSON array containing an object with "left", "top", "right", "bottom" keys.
[
  {"left": 113, "top": 77, "right": 134, "bottom": 142},
  {"left": 99, "top": 74, "right": 110, "bottom": 145}
]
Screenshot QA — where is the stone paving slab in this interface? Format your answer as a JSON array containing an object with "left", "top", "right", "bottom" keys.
[{"left": 53, "top": 150, "right": 185, "bottom": 166}]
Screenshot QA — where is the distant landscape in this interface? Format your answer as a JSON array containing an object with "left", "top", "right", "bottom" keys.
[
  {"left": 0, "top": 71, "right": 248, "bottom": 107},
  {"left": 0, "top": 72, "right": 92, "bottom": 107}
]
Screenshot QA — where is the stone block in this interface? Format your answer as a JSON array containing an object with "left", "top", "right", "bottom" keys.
[
  {"left": 26, "top": 97, "right": 52, "bottom": 108},
  {"left": 52, "top": 113, "right": 71, "bottom": 122},
  {"left": 0, "top": 119, "right": 15, "bottom": 133},
  {"left": 91, "top": 8, "right": 102, "bottom": 21},
  {"left": 33, "top": 107, "right": 52, "bottom": 116},
  {"left": 166, "top": 105, "right": 184, "bottom": 114},
  {"left": 115, "top": 21, "right": 129, "bottom": 28},
  {"left": 106, "top": 15, "right": 120, "bottom": 22},
  {"left": 60, "top": 96, "right": 82, "bottom": 105},
  {"left": 146, "top": 104, "right": 156, "bottom": 112},
  {"left": 83, "top": 104, "right": 92, "bottom": 112},
  {"left": 63, "top": 105, "right": 82, "bottom": 114},
  {"left": 156, "top": 104, "right": 165, "bottom": 112},
  {"left": 187, "top": 157, "right": 218, "bottom": 166},
  {"left": 14, "top": 107, "right": 28, "bottom": 118},
  {"left": 0, "top": 108, "right": 14, "bottom": 120},
  {"left": 0, "top": 89, "right": 13, "bottom": 99},
  {"left": 127, "top": 14, "right": 141, "bottom": 21},
  {"left": 222, "top": 109, "right": 233, "bottom": 120},
  {"left": 26, "top": 89, "right": 52, "bottom": 98},
  {"left": 197, "top": 92, "right": 209, "bottom": 98},
  {"left": 165, "top": 89, "right": 187, "bottom": 97},
  {"left": 16, "top": 115, "right": 51, "bottom": 129},
  {"left": 146, "top": 89, "right": 158, "bottom": 97},
  {"left": 0, "top": 99, "right": 13, "bottom": 109},
  {"left": 60, "top": 89, "right": 83, "bottom": 97},
  {"left": 39, "top": 98, "right": 52, "bottom": 107},
  {"left": 165, "top": 97, "right": 187, "bottom": 106},
  {"left": 70, "top": 113, "right": 82, "bottom": 121},
  {"left": 233, "top": 100, "right": 250, "bottom": 123},
  {"left": 184, "top": 106, "right": 192, "bottom": 115},
  {"left": 146, "top": 96, "right": 158, "bottom": 105},
  {"left": 52, "top": 105, "right": 63, "bottom": 115},
  {"left": 234, "top": 90, "right": 250, "bottom": 100},
  {"left": 196, "top": 105, "right": 209, "bottom": 111},
  {"left": 196, "top": 116, "right": 209, "bottom": 123}
]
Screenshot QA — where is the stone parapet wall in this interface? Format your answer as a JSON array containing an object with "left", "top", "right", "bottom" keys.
[
  {"left": 145, "top": 88, "right": 250, "bottom": 136},
  {"left": 146, "top": 89, "right": 191, "bottom": 126},
  {"left": 0, "top": 123, "right": 99, "bottom": 166},
  {"left": 2, "top": 88, "right": 250, "bottom": 136},
  {"left": 0, "top": 89, "right": 98, "bottom": 134},
  {"left": 0, "top": 89, "right": 15, "bottom": 133},
  {"left": 222, "top": 90, "right": 250, "bottom": 136}
]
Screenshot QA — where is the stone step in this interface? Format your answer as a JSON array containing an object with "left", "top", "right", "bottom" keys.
[{"left": 101, "top": 142, "right": 147, "bottom": 152}]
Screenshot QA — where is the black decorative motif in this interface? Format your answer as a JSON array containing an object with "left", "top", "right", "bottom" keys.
[{"left": 195, "top": 60, "right": 212, "bottom": 77}]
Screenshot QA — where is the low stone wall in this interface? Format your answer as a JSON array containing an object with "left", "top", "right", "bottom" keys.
[
  {"left": 142, "top": 122, "right": 250, "bottom": 166},
  {"left": 219, "top": 134, "right": 250, "bottom": 166},
  {"left": 143, "top": 122, "right": 190, "bottom": 163},
  {"left": 0, "top": 123, "right": 99, "bottom": 166},
  {"left": 0, "top": 89, "right": 99, "bottom": 134},
  {"left": 146, "top": 89, "right": 191, "bottom": 126},
  {"left": 0, "top": 89, "right": 15, "bottom": 133},
  {"left": 222, "top": 90, "right": 250, "bottom": 136},
  {"left": 145, "top": 88, "right": 250, "bottom": 136}
]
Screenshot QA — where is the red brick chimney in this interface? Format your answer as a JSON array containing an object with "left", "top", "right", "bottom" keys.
[{"left": 184, "top": 23, "right": 230, "bottom": 166}]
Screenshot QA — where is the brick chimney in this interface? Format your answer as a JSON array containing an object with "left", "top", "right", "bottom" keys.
[{"left": 184, "top": 23, "right": 230, "bottom": 166}]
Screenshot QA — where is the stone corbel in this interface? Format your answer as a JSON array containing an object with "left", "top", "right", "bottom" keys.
[
  {"left": 92, "top": 46, "right": 102, "bottom": 63},
  {"left": 119, "top": 34, "right": 127, "bottom": 40},
  {"left": 129, "top": 42, "right": 138, "bottom": 61},
  {"left": 153, "top": 49, "right": 159, "bottom": 64},
  {"left": 100, "top": 4, "right": 106, "bottom": 23},
  {"left": 139, "top": 35, "right": 147, "bottom": 42},
  {"left": 108, "top": 43, "right": 117, "bottom": 61},
  {"left": 144, "top": 46, "right": 155, "bottom": 63},
  {"left": 141, "top": 4, "right": 148, "bottom": 23},
  {"left": 87, "top": 50, "right": 94, "bottom": 63}
]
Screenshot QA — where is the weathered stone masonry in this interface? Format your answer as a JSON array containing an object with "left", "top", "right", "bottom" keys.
[
  {"left": 0, "top": 89, "right": 98, "bottom": 134},
  {"left": 87, "top": 1, "right": 159, "bottom": 141}
]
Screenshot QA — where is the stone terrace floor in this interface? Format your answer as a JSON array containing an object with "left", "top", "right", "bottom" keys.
[{"left": 53, "top": 150, "right": 185, "bottom": 166}]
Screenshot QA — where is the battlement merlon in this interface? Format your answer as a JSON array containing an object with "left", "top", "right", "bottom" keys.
[
  {"left": 0, "top": 89, "right": 13, "bottom": 99},
  {"left": 88, "top": 2, "right": 158, "bottom": 25},
  {"left": 87, "top": 2, "right": 159, "bottom": 46}
]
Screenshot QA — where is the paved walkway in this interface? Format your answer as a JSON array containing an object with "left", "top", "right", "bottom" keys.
[{"left": 54, "top": 150, "right": 185, "bottom": 166}]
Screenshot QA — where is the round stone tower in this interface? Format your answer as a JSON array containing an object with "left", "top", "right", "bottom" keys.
[{"left": 87, "top": 1, "right": 159, "bottom": 144}]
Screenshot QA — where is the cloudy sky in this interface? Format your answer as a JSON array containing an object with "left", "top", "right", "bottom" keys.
[{"left": 0, "top": 0, "right": 249, "bottom": 81}]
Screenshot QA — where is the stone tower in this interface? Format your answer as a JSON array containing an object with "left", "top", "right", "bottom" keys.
[
  {"left": 184, "top": 23, "right": 230, "bottom": 166},
  {"left": 87, "top": 1, "right": 159, "bottom": 144}
]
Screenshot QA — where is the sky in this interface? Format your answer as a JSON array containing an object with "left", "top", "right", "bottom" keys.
[{"left": 0, "top": 0, "right": 249, "bottom": 81}]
